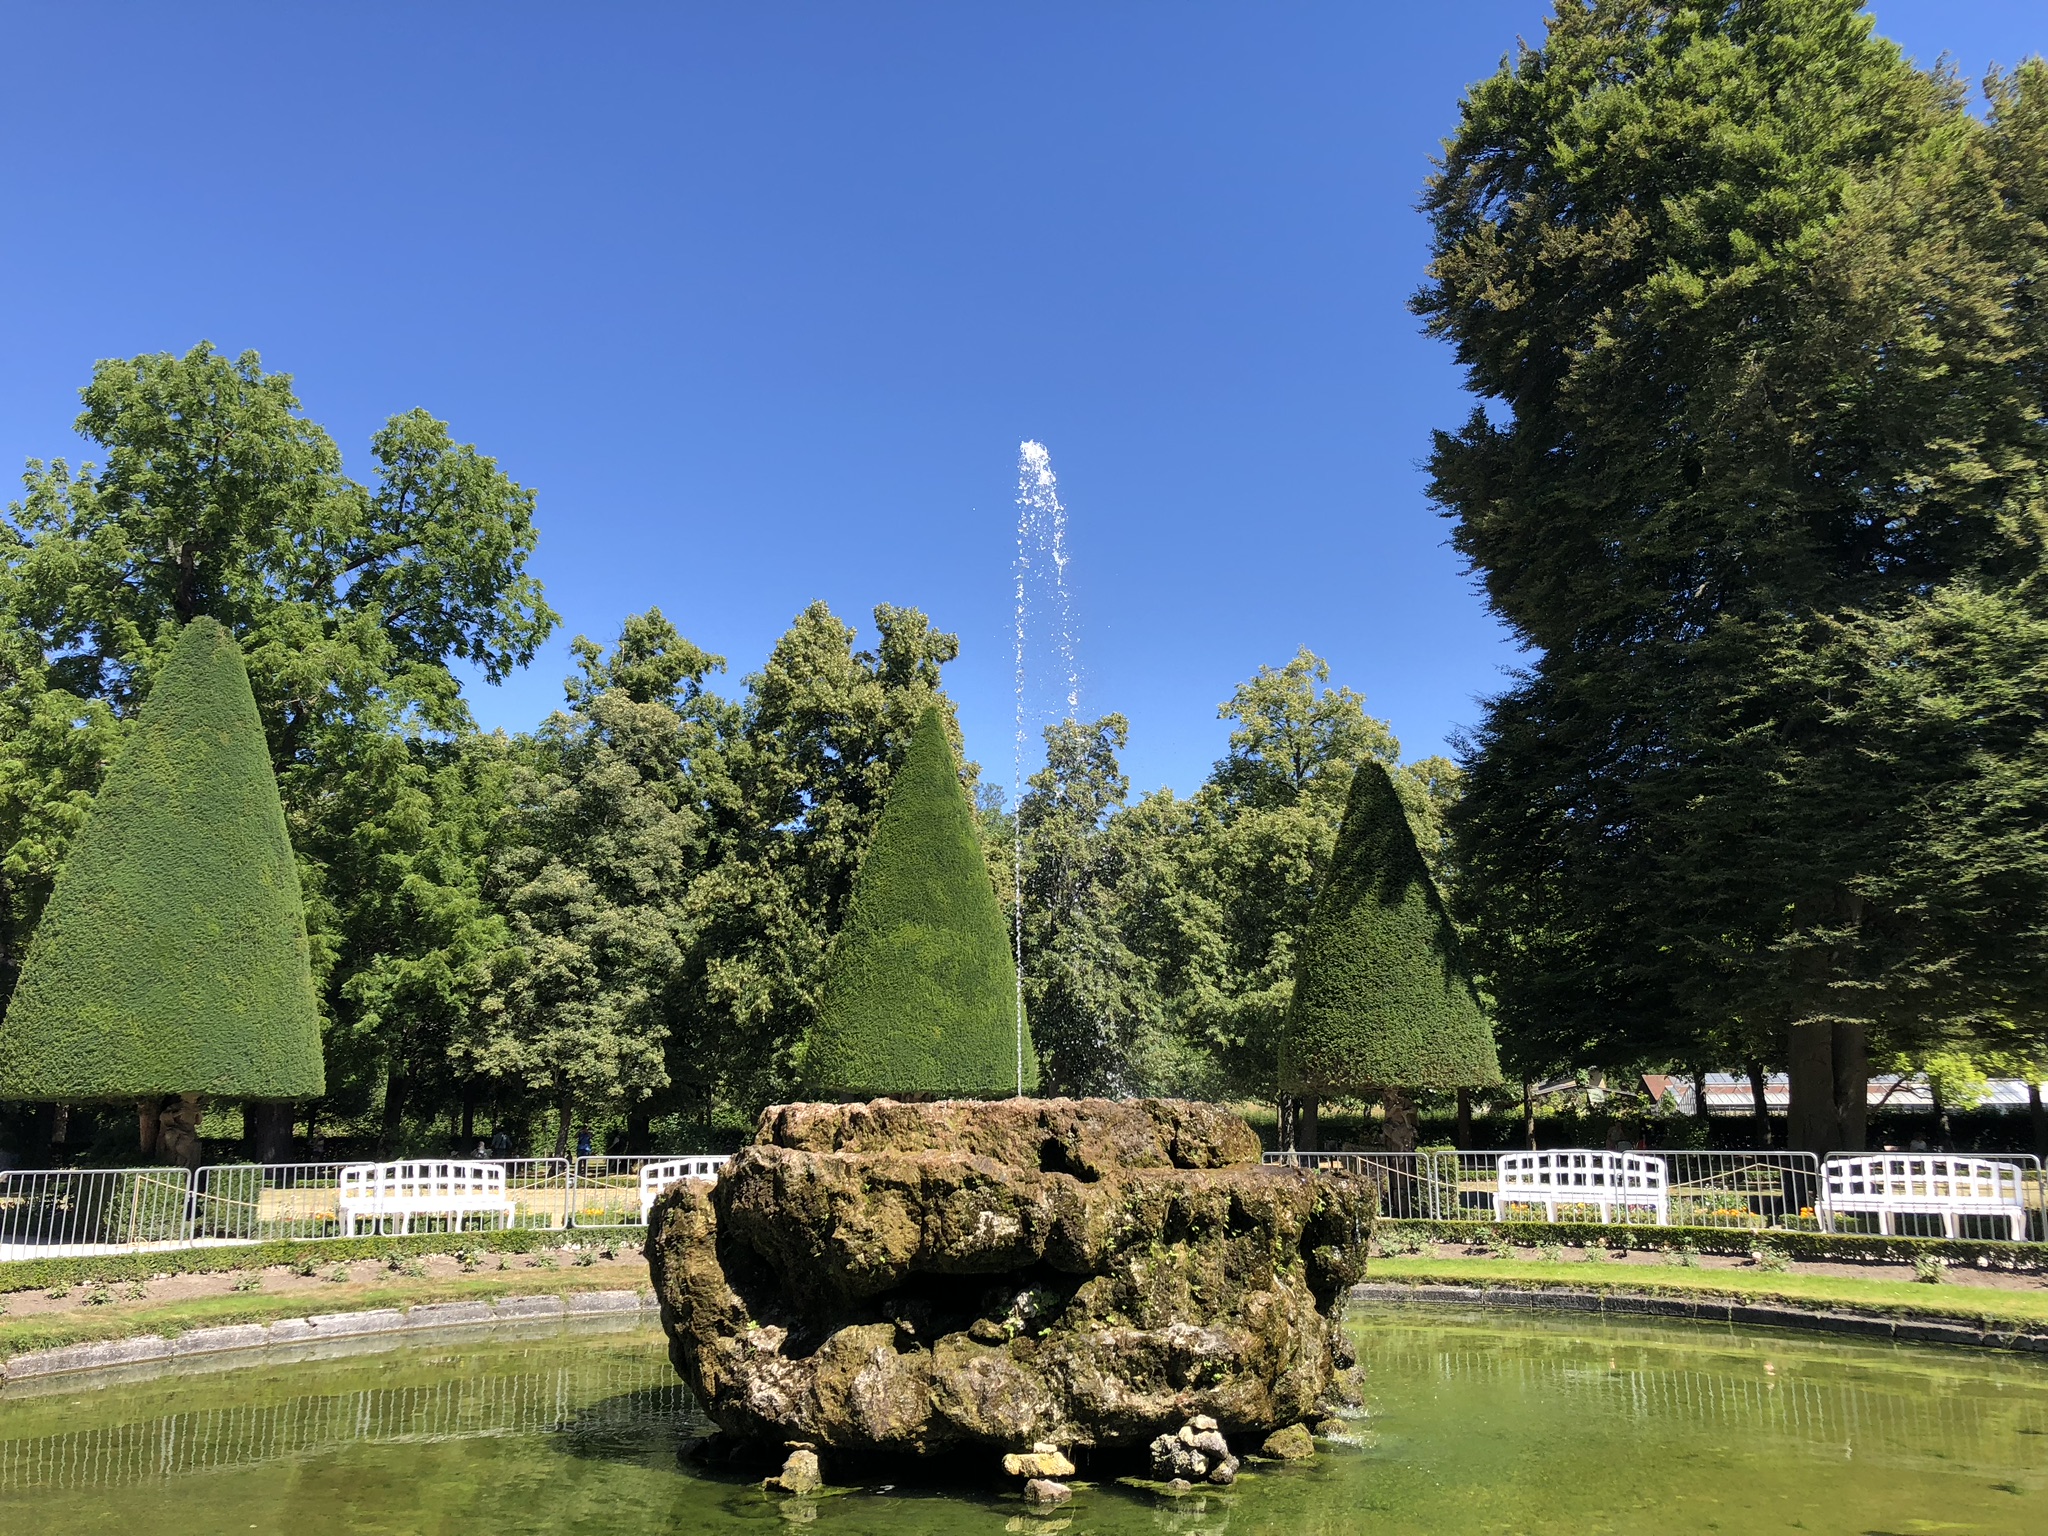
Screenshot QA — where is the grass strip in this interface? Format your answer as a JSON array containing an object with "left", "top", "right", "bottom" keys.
[
  {"left": 1367, "top": 1256, "right": 2048, "bottom": 1329},
  {"left": 0, "top": 1225, "right": 646, "bottom": 1295},
  {"left": 0, "top": 1269, "right": 651, "bottom": 1360}
]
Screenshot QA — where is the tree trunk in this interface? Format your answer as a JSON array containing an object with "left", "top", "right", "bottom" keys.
[
  {"left": 244, "top": 1101, "right": 295, "bottom": 1163},
  {"left": 1787, "top": 1021, "right": 1839, "bottom": 1154},
  {"left": 136, "top": 1097, "right": 162, "bottom": 1159},
  {"left": 461, "top": 1091, "right": 477, "bottom": 1143},
  {"left": 1831, "top": 1021, "right": 1867, "bottom": 1152},
  {"left": 553, "top": 1096, "right": 572, "bottom": 1159},
  {"left": 1381, "top": 1087, "right": 1419, "bottom": 1153},
  {"left": 626, "top": 1107, "right": 651, "bottom": 1156},
  {"left": 2029, "top": 1081, "right": 2046, "bottom": 1162},
  {"left": 158, "top": 1094, "right": 205, "bottom": 1170},
  {"left": 1744, "top": 1060, "right": 1772, "bottom": 1148},
  {"left": 1297, "top": 1096, "right": 1319, "bottom": 1154},
  {"left": 1930, "top": 1076, "right": 1948, "bottom": 1149},
  {"left": 1277, "top": 1095, "right": 1297, "bottom": 1155},
  {"left": 1521, "top": 1078, "right": 1537, "bottom": 1150},
  {"left": 379, "top": 1072, "right": 407, "bottom": 1158},
  {"left": 1455, "top": 1087, "right": 1473, "bottom": 1149},
  {"left": 1689, "top": 1066, "right": 1709, "bottom": 1125}
]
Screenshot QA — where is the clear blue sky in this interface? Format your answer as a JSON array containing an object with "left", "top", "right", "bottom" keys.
[{"left": 2, "top": 3, "right": 2039, "bottom": 797}]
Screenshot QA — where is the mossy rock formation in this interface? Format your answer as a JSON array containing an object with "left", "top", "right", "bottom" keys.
[
  {"left": 1280, "top": 761, "right": 1499, "bottom": 1096},
  {"left": 647, "top": 1097, "right": 1372, "bottom": 1455},
  {"left": 0, "top": 617, "right": 325, "bottom": 1102},
  {"left": 802, "top": 705, "right": 1034, "bottom": 1098}
]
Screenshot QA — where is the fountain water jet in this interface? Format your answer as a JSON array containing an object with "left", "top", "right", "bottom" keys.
[{"left": 1013, "top": 441, "right": 1078, "bottom": 1097}]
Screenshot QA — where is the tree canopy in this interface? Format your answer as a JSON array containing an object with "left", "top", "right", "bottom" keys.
[
  {"left": 1281, "top": 761, "right": 1498, "bottom": 1098},
  {"left": 0, "top": 617, "right": 324, "bottom": 1101},
  {"left": 1420, "top": 2, "right": 2048, "bottom": 1146},
  {"left": 802, "top": 705, "right": 1032, "bottom": 1099}
]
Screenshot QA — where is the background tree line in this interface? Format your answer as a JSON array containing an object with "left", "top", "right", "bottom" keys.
[
  {"left": 8, "top": 6, "right": 2048, "bottom": 1164},
  {"left": 0, "top": 344, "right": 1459, "bottom": 1160}
]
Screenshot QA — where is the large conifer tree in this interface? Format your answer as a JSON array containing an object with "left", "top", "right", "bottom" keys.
[
  {"left": 801, "top": 705, "right": 1032, "bottom": 1099},
  {"left": 1419, "top": 3, "right": 2048, "bottom": 1149},
  {"left": 0, "top": 618, "right": 325, "bottom": 1139},
  {"left": 1281, "top": 762, "right": 1498, "bottom": 1132}
]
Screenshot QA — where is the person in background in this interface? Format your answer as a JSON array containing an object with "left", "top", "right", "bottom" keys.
[
  {"left": 575, "top": 1126, "right": 594, "bottom": 1163},
  {"left": 490, "top": 1127, "right": 512, "bottom": 1159}
]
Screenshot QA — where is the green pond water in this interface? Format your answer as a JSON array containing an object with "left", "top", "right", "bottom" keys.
[{"left": 1, "top": 1308, "right": 2043, "bottom": 1535}]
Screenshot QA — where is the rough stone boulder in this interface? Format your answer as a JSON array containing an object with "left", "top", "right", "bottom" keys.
[{"left": 646, "top": 1097, "right": 1372, "bottom": 1456}]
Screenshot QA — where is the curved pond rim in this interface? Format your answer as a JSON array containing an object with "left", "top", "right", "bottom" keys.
[
  {"left": 0, "top": 1286, "right": 657, "bottom": 1389},
  {"left": 1352, "top": 1278, "right": 2048, "bottom": 1353},
  {"left": 0, "top": 1308, "right": 659, "bottom": 1401}
]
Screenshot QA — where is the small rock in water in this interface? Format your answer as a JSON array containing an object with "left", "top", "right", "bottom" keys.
[
  {"left": 1023, "top": 1479, "right": 1072, "bottom": 1508},
  {"left": 1260, "top": 1424, "right": 1316, "bottom": 1461},
  {"left": 1165, "top": 1478, "right": 1193, "bottom": 1495},
  {"left": 1312, "top": 1417, "right": 1349, "bottom": 1439},
  {"left": 1003, "top": 1449, "right": 1076, "bottom": 1479},
  {"left": 1152, "top": 1420, "right": 1234, "bottom": 1483},
  {"left": 765, "top": 1446, "right": 822, "bottom": 1495}
]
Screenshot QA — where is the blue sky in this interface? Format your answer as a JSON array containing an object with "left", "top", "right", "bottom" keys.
[{"left": 2, "top": 3, "right": 2039, "bottom": 798}]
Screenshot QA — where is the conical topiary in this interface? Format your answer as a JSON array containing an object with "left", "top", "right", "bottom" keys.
[
  {"left": 1280, "top": 761, "right": 1499, "bottom": 1096},
  {"left": 0, "top": 618, "right": 325, "bottom": 1102},
  {"left": 802, "top": 705, "right": 1035, "bottom": 1099}
]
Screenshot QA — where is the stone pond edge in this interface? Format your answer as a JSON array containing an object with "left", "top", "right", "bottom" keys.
[
  {"left": 0, "top": 1288, "right": 656, "bottom": 1381},
  {"left": 12, "top": 1278, "right": 2042, "bottom": 1384},
  {"left": 1353, "top": 1280, "right": 2048, "bottom": 1354}
]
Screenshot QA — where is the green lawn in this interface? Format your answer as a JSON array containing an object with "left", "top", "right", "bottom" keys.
[
  {"left": 1368, "top": 1256, "right": 2048, "bottom": 1328},
  {"left": 0, "top": 1270, "right": 649, "bottom": 1361}
]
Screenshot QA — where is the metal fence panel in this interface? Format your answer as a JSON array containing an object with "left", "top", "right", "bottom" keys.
[
  {"left": 0, "top": 1167, "right": 194, "bottom": 1259},
  {"left": 500, "top": 1158, "right": 573, "bottom": 1230},
  {"left": 190, "top": 1162, "right": 348, "bottom": 1242},
  {"left": 1264, "top": 1149, "right": 1836, "bottom": 1233},
  {"left": 564, "top": 1156, "right": 655, "bottom": 1227}
]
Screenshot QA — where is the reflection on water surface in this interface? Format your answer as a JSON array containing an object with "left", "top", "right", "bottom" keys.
[{"left": 0, "top": 1309, "right": 2042, "bottom": 1534}]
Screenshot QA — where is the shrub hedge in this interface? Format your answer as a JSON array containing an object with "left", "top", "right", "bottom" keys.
[
  {"left": 802, "top": 705, "right": 1033, "bottom": 1098},
  {"left": 1281, "top": 761, "right": 1499, "bottom": 1095},
  {"left": 1378, "top": 1216, "right": 2047, "bottom": 1271},
  {"left": 0, "top": 617, "right": 324, "bottom": 1101}
]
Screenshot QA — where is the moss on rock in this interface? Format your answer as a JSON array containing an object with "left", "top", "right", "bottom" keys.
[{"left": 646, "top": 1097, "right": 1373, "bottom": 1453}]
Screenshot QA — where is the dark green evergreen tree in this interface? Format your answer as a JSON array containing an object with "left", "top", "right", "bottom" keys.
[
  {"left": 1281, "top": 762, "right": 1498, "bottom": 1143},
  {"left": 0, "top": 618, "right": 324, "bottom": 1155},
  {"left": 801, "top": 705, "right": 1032, "bottom": 1099},
  {"left": 1419, "top": 5, "right": 2048, "bottom": 1150}
]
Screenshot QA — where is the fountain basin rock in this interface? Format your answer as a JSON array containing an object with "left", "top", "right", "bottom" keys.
[{"left": 646, "top": 1097, "right": 1372, "bottom": 1456}]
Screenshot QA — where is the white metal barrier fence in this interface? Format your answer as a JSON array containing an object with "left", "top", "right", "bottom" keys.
[
  {"left": 1263, "top": 1149, "right": 2048, "bottom": 1240},
  {"left": 1, "top": 1154, "right": 733, "bottom": 1260}
]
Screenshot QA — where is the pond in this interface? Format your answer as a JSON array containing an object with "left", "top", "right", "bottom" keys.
[{"left": 1, "top": 1308, "right": 2042, "bottom": 1534}]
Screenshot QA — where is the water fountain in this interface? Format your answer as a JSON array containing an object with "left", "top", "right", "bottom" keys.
[{"left": 1012, "top": 439, "right": 1078, "bottom": 1097}]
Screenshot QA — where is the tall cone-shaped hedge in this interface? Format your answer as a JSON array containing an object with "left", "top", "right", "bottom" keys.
[
  {"left": 803, "top": 705, "right": 1034, "bottom": 1099},
  {"left": 0, "top": 618, "right": 325, "bottom": 1101},
  {"left": 1281, "top": 761, "right": 1498, "bottom": 1095}
]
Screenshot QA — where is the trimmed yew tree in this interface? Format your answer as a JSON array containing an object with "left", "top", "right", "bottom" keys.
[
  {"left": 1281, "top": 761, "right": 1497, "bottom": 1149},
  {"left": 802, "top": 705, "right": 1034, "bottom": 1099},
  {"left": 0, "top": 618, "right": 324, "bottom": 1163}
]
